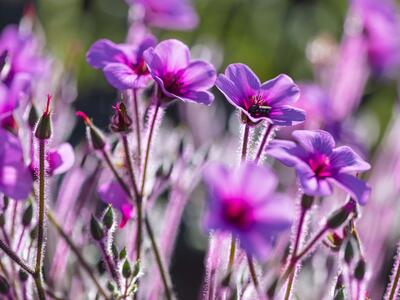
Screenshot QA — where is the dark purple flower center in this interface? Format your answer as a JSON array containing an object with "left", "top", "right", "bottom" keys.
[
  {"left": 222, "top": 199, "right": 254, "bottom": 230},
  {"left": 162, "top": 72, "right": 184, "bottom": 95},
  {"left": 131, "top": 59, "right": 149, "bottom": 76},
  {"left": 308, "top": 154, "right": 332, "bottom": 178},
  {"left": 246, "top": 95, "right": 271, "bottom": 118}
]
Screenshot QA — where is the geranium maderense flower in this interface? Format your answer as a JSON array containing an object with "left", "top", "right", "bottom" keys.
[
  {"left": 266, "top": 130, "right": 371, "bottom": 204},
  {"left": 143, "top": 39, "right": 217, "bottom": 105},
  {"left": 203, "top": 162, "right": 293, "bottom": 259},
  {"left": 126, "top": 0, "right": 198, "bottom": 31},
  {"left": 86, "top": 35, "right": 156, "bottom": 90},
  {"left": 352, "top": 0, "right": 400, "bottom": 76},
  {"left": 215, "top": 63, "right": 305, "bottom": 126},
  {"left": 0, "top": 127, "right": 32, "bottom": 200}
]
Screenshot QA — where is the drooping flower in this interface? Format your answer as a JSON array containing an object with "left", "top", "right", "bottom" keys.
[
  {"left": 0, "top": 127, "right": 32, "bottom": 200},
  {"left": 266, "top": 130, "right": 371, "bottom": 204},
  {"left": 143, "top": 39, "right": 217, "bottom": 105},
  {"left": 203, "top": 162, "right": 294, "bottom": 259},
  {"left": 97, "top": 177, "right": 133, "bottom": 228},
  {"left": 215, "top": 63, "right": 305, "bottom": 126},
  {"left": 126, "top": 0, "right": 198, "bottom": 31},
  {"left": 351, "top": 0, "right": 400, "bottom": 76},
  {"left": 86, "top": 35, "right": 156, "bottom": 90}
]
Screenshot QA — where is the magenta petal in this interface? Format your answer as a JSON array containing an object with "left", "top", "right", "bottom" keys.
[
  {"left": 179, "top": 60, "right": 216, "bottom": 91},
  {"left": 0, "top": 163, "right": 32, "bottom": 200},
  {"left": 97, "top": 179, "right": 131, "bottom": 211},
  {"left": 145, "top": 39, "right": 190, "bottom": 74},
  {"left": 292, "top": 130, "right": 335, "bottom": 155},
  {"left": 330, "top": 146, "right": 371, "bottom": 173},
  {"left": 48, "top": 143, "right": 75, "bottom": 176},
  {"left": 332, "top": 173, "right": 371, "bottom": 205},
  {"left": 179, "top": 90, "right": 214, "bottom": 105},
  {"left": 103, "top": 63, "right": 140, "bottom": 90},
  {"left": 224, "top": 63, "right": 260, "bottom": 97},
  {"left": 268, "top": 105, "right": 305, "bottom": 126},
  {"left": 260, "top": 74, "right": 300, "bottom": 106},
  {"left": 86, "top": 39, "right": 129, "bottom": 69},
  {"left": 215, "top": 74, "right": 246, "bottom": 107},
  {"left": 266, "top": 140, "right": 308, "bottom": 167},
  {"left": 296, "top": 165, "right": 333, "bottom": 196}
]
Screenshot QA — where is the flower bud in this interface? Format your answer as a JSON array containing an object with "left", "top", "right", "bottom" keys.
[
  {"left": 28, "top": 104, "right": 39, "bottom": 129},
  {"left": 34, "top": 95, "right": 52, "bottom": 140},
  {"left": 0, "top": 213, "right": 5, "bottom": 227},
  {"left": 327, "top": 199, "right": 356, "bottom": 229},
  {"left": 76, "top": 111, "right": 106, "bottom": 150},
  {"left": 344, "top": 239, "right": 354, "bottom": 265},
  {"left": 90, "top": 215, "right": 104, "bottom": 241},
  {"left": 133, "top": 260, "right": 140, "bottom": 277},
  {"left": 18, "top": 270, "right": 29, "bottom": 282},
  {"left": 110, "top": 102, "right": 132, "bottom": 133},
  {"left": 354, "top": 259, "right": 366, "bottom": 281},
  {"left": 0, "top": 275, "right": 9, "bottom": 295},
  {"left": 119, "top": 247, "right": 127, "bottom": 260},
  {"left": 97, "top": 260, "right": 106, "bottom": 274},
  {"left": 111, "top": 243, "right": 118, "bottom": 261},
  {"left": 106, "top": 281, "right": 116, "bottom": 292},
  {"left": 30, "top": 224, "right": 38, "bottom": 240},
  {"left": 122, "top": 259, "right": 132, "bottom": 279},
  {"left": 22, "top": 202, "right": 33, "bottom": 227},
  {"left": 333, "top": 274, "right": 345, "bottom": 300},
  {"left": 102, "top": 205, "right": 114, "bottom": 229},
  {"left": 301, "top": 194, "right": 314, "bottom": 210}
]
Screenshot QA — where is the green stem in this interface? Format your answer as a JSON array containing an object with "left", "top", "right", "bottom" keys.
[
  {"left": 226, "top": 236, "right": 236, "bottom": 278},
  {"left": 145, "top": 216, "right": 173, "bottom": 300},
  {"left": 132, "top": 89, "right": 142, "bottom": 167},
  {"left": 388, "top": 257, "right": 400, "bottom": 300},
  {"left": 0, "top": 238, "right": 34, "bottom": 275},
  {"left": 35, "top": 139, "right": 47, "bottom": 300},
  {"left": 247, "top": 254, "right": 259, "bottom": 289},
  {"left": 122, "top": 135, "right": 142, "bottom": 262}
]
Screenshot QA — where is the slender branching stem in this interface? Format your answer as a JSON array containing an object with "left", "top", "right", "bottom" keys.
[
  {"left": 132, "top": 89, "right": 142, "bottom": 166},
  {"left": 254, "top": 123, "right": 273, "bottom": 163},
  {"left": 99, "top": 239, "right": 122, "bottom": 290},
  {"left": 247, "top": 254, "right": 259, "bottom": 289},
  {"left": 34, "top": 139, "right": 47, "bottom": 300},
  {"left": 241, "top": 123, "right": 250, "bottom": 161},
  {"left": 0, "top": 238, "right": 34, "bottom": 275}
]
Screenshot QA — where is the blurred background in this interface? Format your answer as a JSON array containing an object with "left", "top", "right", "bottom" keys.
[{"left": 1, "top": 0, "right": 399, "bottom": 298}]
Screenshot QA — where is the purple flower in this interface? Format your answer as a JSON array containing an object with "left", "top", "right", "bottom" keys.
[
  {"left": 203, "top": 162, "right": 293, "bottom": 260},
  {"left": 144, "top": 39, "right": 216, "bottom": 105},
  {"left": 127, "top": 0, "right": 198, "bottom": 31},
  {"left": 215, "top": 63, "right": 305, "bottom": 126},
  {"left": 0, "top": 127, "right": 32, "bottom": 200},
  {"left": 266, "top": 130, "right": 371, "bottom": 205},
  {"left": 47, "top": 143, "right": 75, "bottom": 176},
  {"left": 86, "top": 36, "right": 156, "bottom": 90},
  {"left": 97, "top": 178, "right": 133, "bottom": 228},
  {"left": 352, "top": 0, "right": 400, "bottom": 76}
]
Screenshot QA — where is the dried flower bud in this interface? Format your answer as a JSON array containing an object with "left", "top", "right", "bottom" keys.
[
  {"left": 327, "top": 199, "right": 356, "bottom": 229},
  {"left": 18, "top": 270, "right": 29, "bottom": 282},
  {"left": 110, "top": 102, "right": 132, "bottom": 133},
  {"left": 354, "top": 259, "right": 366, "bottom": 281},
  {"left": 22, "top": 202, "right": 33, "bottom": 227},
  {"left": 90, "top": 215, "right": 104, "bottom": 241},
  {"left": 102, "top": 205, "right": 114, "bottom": 229},
  {"left": 122, "top": 259, "right": 132, "bottom": 279},
  {"left": 76, "top": 111, "right": 106, "bottom": 150},
  {"left": 0, "top": 275, "right": 9, "bottom": 295},
  {"left": 34, "top": 95, "right": 52, "bottom": 140}
]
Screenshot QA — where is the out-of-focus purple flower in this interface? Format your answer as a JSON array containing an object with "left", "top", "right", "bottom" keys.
[
  {"left": 47, "top": 143, "right": 75, "bottom": 176},
  {"left": 97, "top": 179, "right": 133, "bottom": 228},
  {"left": 266, "top": 130, "right": 371, "bottom": 205},
  {"left": 0, "top": 25, "right": 46, "bottom": 116},
  {"left": 352, "top": 0, "right": 400, "bottom": 76},
  {"left": 0, "top": 127, "right": 32, "bottom": 200},
  {"left": 127, "top": 0, "right": 198, "bottom": 31},
  {"left": 203, "top": 162, "right": 293, "bottom": 260},
  {"left": 215, "top": 63, "right": 304, "bottom": 126},
  {"left": 144, "top": 39, "right": 216, "bottom": 105},
  {"left": 86, "top": 36, "right": 156, "bottom": 90}
]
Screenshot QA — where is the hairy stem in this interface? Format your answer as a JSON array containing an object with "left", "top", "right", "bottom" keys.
[
  {"left": 0, "top": 238, "right": 34, "bottom": 275},
  {"left": 254, "top": 123, "right": 273, "bottom": 163},
  {"left": 132, "top": 89, "right": 142, "bottom": 166},
  {"left": 241, "top": 123, "right": 250, "bottom": 161},
  {"left": 99, "top": 239, "right": 122, "bottom": 290}
]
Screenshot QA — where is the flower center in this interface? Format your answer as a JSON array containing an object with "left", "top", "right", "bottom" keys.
[
  {"left": 131, "top": 59, "right": 149, "bottom": 76},
  {"left": 308, "top": 154, "right": 331, "bottom": 178},
  {"left": 222, "top": 199, "right": 253, "bottom": 230},
  {"left": 247, "top": 95, "right": 271, "bottom": 118},
  {"left": 163, "top": 72, "right": 184, "bottom": 95}
]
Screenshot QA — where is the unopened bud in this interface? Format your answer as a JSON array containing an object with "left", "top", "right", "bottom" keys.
[
  {"left": 0, "top": 275, "right": 9, "bottom": 295},
  {"left": 28, "top": 104, "right": 39, "bottom": 129},
  {"left": 354, "top": 259, "right": 366, "bottom": 281},
  {"left": 0, "top": 213, "right": 5, "bottom": 227},
  {"left": 110, "top": 102, "right": 132, "bottom": 133},
  {"left": 90, "top": 215, "right": 104, "bottom": 241},
  {"left": 119, "top": 247, "right": 127, "bottom": 260},
  {"left": 34, "top": 95, "right": 52, "bottom": 140},
  {"left": 18, "top": 270, "right": 29, "bottom": 282},
  {"left": 111, "top": 243, "right": 118, "bottom": 261},
  {"left": 102, "top": 205, "right": 114, "bottom": 229},
  {"left": 301, "top": 194, "right": 314, "bottom": 210},
  {"left": 76, "top": 111, "right": 106, "bottom": 150},
  {"left": 344, "top": 239, "right": 354, "bottom": 265},
  {"left": 22, "top": 202, "right": 33, "bottom": 226},
  {"left": 133, "top": 260, "right": 140, "bottom": 277},
  {"left": 327, "top": 199, "right": 356, "bottom": 229},
  {"left": 122, "top": 259, "right": 132, "bottom": 279},
  {"left": 333, "top": 274, "right": 345, "bottom": 300},
  {"left": 30, "top": 224, "right": 38, "bottom": 239}
]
